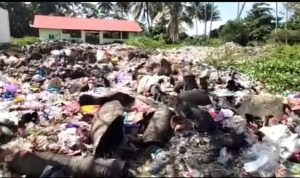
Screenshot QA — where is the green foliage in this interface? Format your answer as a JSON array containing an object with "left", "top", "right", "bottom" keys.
[
  {"left": 206, "top": 38, "right": 225, "bottom": 47},
  {"left": 179, "top": 32, "right": 189, "bottom": 41},
  {"left": 244, "top": 2, "right": 277, "bottom": 42},
  {"left": 0, "top": 43, "right": 11, "bottom": 50},
  {"left": 127, "top": 36, "right": 181, "bottom": 49},
  {"left": 219, "top": 20, "right": 250, "bottom": 46},
  {"left": 271, "top": 29, "right": 300, "bottom": 44},
  {"left": 11, "top": 36, "right": 41, "bottom": 48},
  {"left": 237, "top": 45, "right": 300, "bottom": 93},
  {"left": 207, "top": 44, "right": 300, "bottom": 93},
  {"left": 182, "top": 36, "right": 205, "bottom": 45}
]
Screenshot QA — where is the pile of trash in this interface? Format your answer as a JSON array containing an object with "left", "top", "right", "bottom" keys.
[{"left": 0, "top": 41, "right": 299, "bottom": 177}]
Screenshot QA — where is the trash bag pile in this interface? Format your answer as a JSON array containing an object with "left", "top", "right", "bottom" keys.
[{"left": 0, "top": 41, "right": 299, "bottom": 177}]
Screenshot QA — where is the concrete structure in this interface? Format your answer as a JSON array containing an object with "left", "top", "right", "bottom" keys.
[
  {"left": 32, "top": 15, "right": 142, "bottom": 44},
  {"left": 0, "top": 7, "right": 11, "bottom": 43}
]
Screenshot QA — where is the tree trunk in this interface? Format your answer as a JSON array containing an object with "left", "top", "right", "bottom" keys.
[
  {"left": 285, "top": 2, "right": 288, "bottom": 45},
  {"left": 195, "top": 17, "right": 198, "bottom": 36},
  {"left": 207, "top": 2, "right": 214, "bottom": 41},
  {"left": 146, "top": 2, "right": 151, "bottom": 32},
  {"left": 275, "top": 2, "right": 278, "bottom": 31},
  {"left": 237, "top": 2, "right": 240, "bottom": 20},
  {"left": 203, "top": 2, "right": 207, "bottom": 39},
  {"left": 238, "top": 2, "right": 246, "bottom": 20}
]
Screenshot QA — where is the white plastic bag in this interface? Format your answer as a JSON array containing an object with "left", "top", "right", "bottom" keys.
[{"left": 217, "top": 147, "right": 232, "bottom": 164}]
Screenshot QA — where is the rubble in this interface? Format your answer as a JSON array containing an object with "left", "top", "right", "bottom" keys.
[{"left": 0, "top": 41, "right": 299, "bottom": 178}]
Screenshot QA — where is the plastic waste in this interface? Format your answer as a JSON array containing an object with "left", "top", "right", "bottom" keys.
[
  {"left": 222, "top": 115, "right": 247, "bottom": 134},
  {"left": 0, "top": 101, "right": 14, "bottom": 111},
  {"left": 117, "top": 72, "right": 132, "bottom": 87},
  {"left": 243, "top": 142, "right": 280, "bottom": 177},
  {"left": 80, "top": 105, "right": 99, "bottom": 115},
  {"left": 279, "top": 134, "right": 300, "bottom": 160},
  {"left": 32, "top": 74, "right": 44, "bottom": 82},
  {"left": 96, "top": 50, "right": 104, "bottom": 62},
  {"left": 217, "top": 147, "right": 233, "bottom": 164},
  {"left": 51, "top": 50, "right": 63, "bottom": 56},
  {"left": 58, "top": 127, "right": 80, "bottom": 150},
  {"left": 150, "top": 149, "right": 168, "bottom": 174},
  {"left": 259, "top": 124, "right": 290, "bottom": 143}
]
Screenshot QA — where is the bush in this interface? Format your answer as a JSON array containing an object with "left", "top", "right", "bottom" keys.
[
  {"left": 237, "top": 45, "right": 300, "bottom": 93},
  {"left": 271, "top": 29, "right": 300, "bottom": 44},
  {"left": 0, "top": 43, "right": 11, "bottom": 50},
  {"left": 206, "top": 38, "right": 225, "bottom": 47},
  {"left": 127, "top": 36, "right": 181, "bottom": 49},
  {"left": 182, "top": 36, "right": 206, "bottom": 45},
  {"left": 220, "top": 20, "right": 250, "bottom": 46},
  {"left": 11, "top": 36, "right": 41, "bottom": 48},
  {"left": 179, "top": 32, "right": 189, "bottom": 41}
]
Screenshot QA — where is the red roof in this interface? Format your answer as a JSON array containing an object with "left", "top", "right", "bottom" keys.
[{"left": 32, "top": 15, "right": 142, "bottom": 32}]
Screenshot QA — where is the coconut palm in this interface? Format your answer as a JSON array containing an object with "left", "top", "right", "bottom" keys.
[
  {"left": 115, "top": 2, "right": 132, "bottom": 19},
  {"left": 202, "top": 3, "right": 220, "bottom": 37},
  {"left": 237, "top": 2, "right": 246, "bottom": 20},
  {"left": 208, "top": 3, "right": 221, "bottom": 40},
  {"left": 186, "top": 2, "right": 204, "bottom": 36},
  {"left": 97, "top": 2, "right": 113, "bottom": 14},
  {"left": 161, "top": 2, "right": 193, "bottom": 43},
  {"left": 130, "top": 2, "right": 163, "bottom": 32},
  {"left": 237, "top": 2, "right": 240, "bottom": 19}
]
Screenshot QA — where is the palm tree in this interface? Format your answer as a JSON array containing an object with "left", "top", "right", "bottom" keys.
[
  {"left": 238, "top": 2, "right": 246, "bottom": 20},
  {"left": 79, "top": 2, "right": 100, "bottom": 18},
  {"left": 131, "top": 2, "right": 151, "bottom": 31},
  {"left": 237, "top": 2, "right": 240, "bottom": 19},
  {"left": 162, "top": 2, "right": 193, "bottom": 43},
  {"left": 97, "top": 2, "right": 113, "bottom": 14},
  {"left": 131, "top": 2, "right": 163, "bottom": 32},
  {"left": 186, "top": 2, "right": 204, "bottom": 36},
  {"left": 275, "top": 2, "right": 278, "bottom": 31},
  {"left": 115, "top": 2, "right": 132, "bottom": 19},
  {"left": 207, "top": 3, "right": 221, "bottom": 41},
  {"left": 203, "top": 2, "right": 208, "bottom": 38}
]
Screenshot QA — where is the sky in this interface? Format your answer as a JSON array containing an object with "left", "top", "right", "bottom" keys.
[
  {"left": 184, "top": 2, "right": 287, "bottom": 36},
  {"left": 88, "top": 2, "right": 288, "bottom": 36}
]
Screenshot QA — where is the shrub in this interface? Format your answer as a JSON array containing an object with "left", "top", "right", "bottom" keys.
[
  {"left": 237, "top": 45, "right": 300, "bottom": 93},
  {"left": 271, "top": 29, "right": 300, "bottom": 44},
  {"left": 207, "top": 38, "right": 225, "bottom": 47},
  {"left": 220, "top": 20, "right": 250, "bottom": 46},
  {"left": 127, "top": 36, "right": 180, "bottom": 49},
  {"left": 11, "top": 36, "right": 41, "bottom": 48},
  {"left": 179, "top": 32, "right": 189, "bottom": 41},
  {"left": 182, "top": 36, "right": 206, "bottom": 45}
]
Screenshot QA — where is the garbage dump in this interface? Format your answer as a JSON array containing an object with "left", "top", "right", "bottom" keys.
[{"left": 0, "top": 41, "right": 299, "bottom": 177}]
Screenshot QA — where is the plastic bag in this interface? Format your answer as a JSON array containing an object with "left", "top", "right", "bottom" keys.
[
  {"left": 243, "top": 142, "right": 280, "bottom": 177},
  {"left": 217, "top": 147, "right": 232, "bottom": 164}
]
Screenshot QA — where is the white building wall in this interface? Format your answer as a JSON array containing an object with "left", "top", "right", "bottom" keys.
[
  {"left": 39, "top": 29, "right": 62, "bottom": 41},
  {"left": 38, "top": 29, "right": 138, "bottom": 43},
  {"left": 0, "top": 8, "right": 11, "bottom": 43},
  {"left": 81, "top": 31, "right": 85, "bottom": 43}
]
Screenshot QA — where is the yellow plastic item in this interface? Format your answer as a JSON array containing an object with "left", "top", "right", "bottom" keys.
[
  {"left": 31, "top": 87, "right": 40, "bottom": 92},
  {"left": 14, "top": 95, "right": 25, "bottom": 103},
  {"left": 111, "top": 56, "right": 119, "bottom": 63},
  {"left": 80, "top": 105, "right": 99, "bottom": 115}
]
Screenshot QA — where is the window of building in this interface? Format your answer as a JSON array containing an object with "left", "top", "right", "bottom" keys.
[
  {"left": 62, "top": 30, "right": 81, "bottom": 38},
  {"left": 49, "top": 34, "right": 54, "bottom": 40},
  {"left": 122, "top": 32, "right": 129, "bottom": 39},
  {"left": 103, "top": 31, "right": 121, "bottom": 39}
]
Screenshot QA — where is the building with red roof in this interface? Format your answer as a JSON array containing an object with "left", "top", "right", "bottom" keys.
[{"left": 32, "top": 15, "right": 142, "bottom": 44}]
